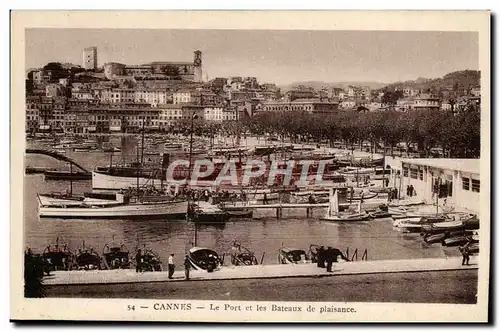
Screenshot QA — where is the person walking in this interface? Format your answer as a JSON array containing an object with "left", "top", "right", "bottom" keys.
[
  {"left": 168, "top": 253, "right": 175, "bottom": 279},
  {"left": 184, "top": 255, "right": 191, "bottom": 280},
  {"left": 135, "top": 249, "right": 142, "bottom": 273},
  {"left": 263, "top": 193, "right": 268, "bottom": 205},
  {"left": 460, "top": 245, "right": 470, "bottom": 266}
]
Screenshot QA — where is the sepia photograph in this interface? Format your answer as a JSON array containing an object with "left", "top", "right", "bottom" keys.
[{"left": 10, "top": 10, "right": 490, "bottom": 322}]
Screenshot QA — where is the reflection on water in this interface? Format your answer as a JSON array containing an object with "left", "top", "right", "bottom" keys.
[{"left": 23, "top": 139, "right": 455, "bottom": 269}]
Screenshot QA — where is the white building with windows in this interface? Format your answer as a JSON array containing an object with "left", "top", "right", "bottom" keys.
[
  {"left": 386, "top": 158, "right": 480, "bottom": 213},
  {"left": 158, "top": 105, "right": 183, "bottom": 127},
  {"left": 173, "top": 90, "right": 192, "bottom": 104}
]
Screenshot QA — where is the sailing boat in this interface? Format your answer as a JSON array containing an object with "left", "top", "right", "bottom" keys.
[{"left": 320, "top": 189, "right": 372, "bottom": 222}]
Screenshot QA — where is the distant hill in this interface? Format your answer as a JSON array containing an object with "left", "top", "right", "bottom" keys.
[
  {"left": 381, "top": 70, "right": 480, "bottom": 91},
  {"left": 279, "top": 70, "right": 480, "bottom": 93},
  {"left": 279, "top": 81, "right": 388, "bottom": 92}
]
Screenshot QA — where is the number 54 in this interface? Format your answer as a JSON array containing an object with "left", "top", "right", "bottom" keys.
[{"left": 127, "top": 305, "right": 135, "bottom": 311}]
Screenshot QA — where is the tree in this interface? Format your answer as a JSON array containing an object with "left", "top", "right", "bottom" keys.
[
  {"left": 43, "top": 62, "right": 64, "bottom": 71},
  {"left": 163, "top": 65, "right": 180, "bottom": 79},
  {"left": 381, "top": 90, "right": 403, "bottom": 105}
]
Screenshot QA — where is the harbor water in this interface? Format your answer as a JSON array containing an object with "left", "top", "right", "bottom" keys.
[{"left": 24, "top": 136, "right": 459, "bottom": 269}]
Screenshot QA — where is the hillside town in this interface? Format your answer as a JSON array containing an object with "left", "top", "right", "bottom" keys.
[{"left": 25, "top": 47, "right": 481, "bottom": 139}]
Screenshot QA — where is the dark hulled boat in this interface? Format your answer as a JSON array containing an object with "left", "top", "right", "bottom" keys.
[
  {"left": 103, "top": 242, "right": 131, "bottom": 270},
  {"left": 44, "top": 170, "right": 92, "bottom": 181},
  {"left": 187, "top": 247, "right": 222, "bottom": 271},
  {"left": 73, "top": 243, "right": 103, "bottom": 270},
  {"left": 41, "top": 239, "right": 74, "bottom": 271}
]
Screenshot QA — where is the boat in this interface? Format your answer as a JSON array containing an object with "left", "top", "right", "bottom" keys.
[
  {"left": 320, "top": 189, "right": 372, "bottom": 222},
  {"left": 186, "top": 247, "right": 222, "bottom": 271},
  {"left": 73, "top": 242, "right": 103, "bottom": 270},
  {"left": 346, "top": 188, "right": 378, "bottom": 201},
  {"left": 388, "top": 199, "right": 427, "bottom": 207},
  {"left": 368, "top": 187, "right": 393, "bottom": 194},
  {"left": 443, "top": 236, "right": 470, "bottom": 247},
  {"left": 277, "top": 247, "right": 310, "bottom": 264},
  {"left": 231, "top": 243, "right": 259, "bottom": 266},
  {"left": 44, "top": 170, "right": 92, "bottom": 181},
  {"left": 463, "top": 216, "right": 480, "bottom": 230},
  {"left": 73, "top": 144, "right": 94, "bottom": 152},
  {"left": 338, "top": 166, "right": 375, "bottom": 176},
  {"left": 38, "top": 191, "right": 121, "bottom": 207},
  {"left": 219, "top": 204, "right": 254, "bottom": 219},
  {"left": 38, "top": 193, "right": 189, "bottom": 219},
  {"left": 136, "top": 246, "right": 163, "bottom": 272},
  {"left": 368, "top": 205, "right": 391, "bottom": 219},
  {"left": 393, "top": 217, "right": 424, "bottom": 227},
  {"left": 25, "top": 166, "right": 56, "bottom": 174},
  {"left": 189, "top": 201, "right": 230, "bottom": 223},
  {"left": 397, "top": 223, "right": 423, "bottom": 233},
  {"left": 421, "top": 220, "right": 465, "bottom": 235},
  {"left": 102, "top": 241, "right": 131, "bottom": 270},
  {"left": 423, "top": 233, "right": 448, "bottom": 244},
  {"left": 92, "top": 163, "right": 165, "bottom": 190},
  {"left": 102, "top": 146, "right": 121, "bottom": 153},
  {"left": 41, "top": 238, "right": 74, "bottom": 271}
]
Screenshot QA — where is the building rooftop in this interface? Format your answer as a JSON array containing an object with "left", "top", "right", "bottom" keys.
[{"left": 400, "top": 158, "right": 480, "bottom": 174}]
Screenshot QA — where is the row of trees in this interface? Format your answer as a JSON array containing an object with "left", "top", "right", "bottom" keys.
[
  {"left": 172, "top": 103, "right": 480, "bottom": 158},
  {"left": 246, "top": 106, "right": 480, "bottom": 158}
]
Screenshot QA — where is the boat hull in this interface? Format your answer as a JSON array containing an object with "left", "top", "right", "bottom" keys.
[
  {"left": 321, "top": 213, "right": 372, "bottom": 222},
  {"left": 39, "top": 201, "right": 188, "bottom": 219},
  {"left": 92, "top": 170, "right": 162, "bottom": 190},
  {"left": 45, "top": 171, "right": 92, "bottom": 181}
]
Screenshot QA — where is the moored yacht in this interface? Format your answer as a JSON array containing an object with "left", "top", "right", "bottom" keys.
[{"left": 38, "top": 192, "right": 188, "bottom": 219}]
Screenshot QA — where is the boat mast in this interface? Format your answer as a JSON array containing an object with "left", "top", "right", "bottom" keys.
[
  {"left": 140, "top": 118, "right": 145, "bottom": 165},
  {"left": 69, "top": 162, "right": 73, "bottom": 196},
  {"left": 136, "top": 134, "right": 140, "bottom": 195}
]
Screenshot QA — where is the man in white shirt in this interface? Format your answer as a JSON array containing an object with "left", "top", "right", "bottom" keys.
[{"left": 168, "top": 253, "right": 175, "bottom": 279}]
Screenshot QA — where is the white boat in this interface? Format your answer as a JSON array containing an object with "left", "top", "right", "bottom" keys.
[
  {"left": 38, "top": 193, "right": 188, "bottom": 219},
  {"left": 37, "top": 192, "right": 119, "bottom": 207},
  {"left": 320, "top": 189, "right": 372, "bottom": 222},
  {"left": 388, "top": 199, "right": 427, "bottom": 207},
  {"left": 339, "top": 167, "right": 375, "bottom": 175},
  {"left": 189, "top": 201, "right": 229, "bottom": 223}
]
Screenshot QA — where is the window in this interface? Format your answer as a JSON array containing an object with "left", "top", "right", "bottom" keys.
[
  {"left": 471, "top": 179, "right": 480, "bottom": 193},
  {"left": 445, "top": 180, "right": 453, "bottom": 197},
  {"left": 462, "top": 177, "right": 470, "bottom": 191},
  {"left": 410, "top": 168, "right": 418, "bottom": 179},
  {"left": 418, "top": 168, "right": 424, "bottom": 181}
]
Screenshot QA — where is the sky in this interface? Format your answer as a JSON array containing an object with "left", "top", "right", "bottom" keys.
[{"left": 25, "top": 29, "right": 478, "bottom": 85}]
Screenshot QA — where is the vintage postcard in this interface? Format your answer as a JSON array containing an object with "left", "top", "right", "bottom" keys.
[{"left": 10, "top": 10, "right": 490, "bottom": 322}]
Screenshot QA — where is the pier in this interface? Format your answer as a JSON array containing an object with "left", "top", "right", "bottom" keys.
[
  {"left": 43, "top": 256, "right": 477, "bottom": 286},
  {"left": 221, "top": 200, "right": 389, "bottom": 219}
]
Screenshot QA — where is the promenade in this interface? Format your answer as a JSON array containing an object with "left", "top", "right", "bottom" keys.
[{"left": 43, "top": 256, "right": 477, "bottom": 286}]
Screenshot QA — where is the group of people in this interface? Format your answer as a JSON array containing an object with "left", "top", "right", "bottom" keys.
[
  {"left": 387, "top": 188, "right": 399, "bottom": 202},
  {"left": 406, "top": 184, "right": 416, "bottom": 197},
  {"left": 313, "top": 246, "right": 350, "bottom": 272},
  {"left": 134, "top": 250, "right": 196, "bottom": 280}
]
